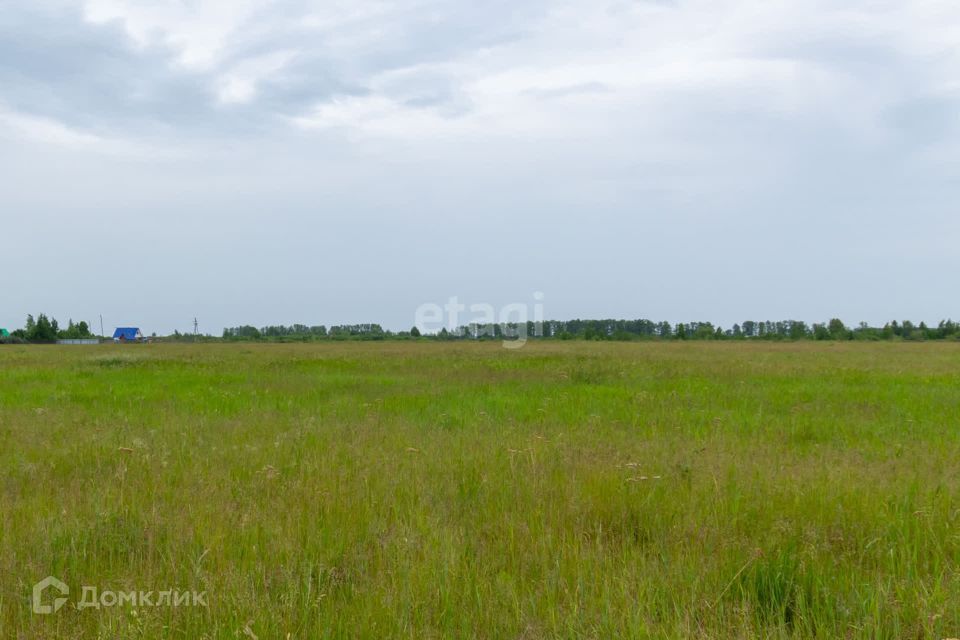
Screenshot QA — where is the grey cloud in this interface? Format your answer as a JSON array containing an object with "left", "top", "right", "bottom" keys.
[
  {"left": 0, "top": 1, "right": 556, "bottom": 137},
  {"left": 523, "top": 82, "right": 613, "bottom": 100},
  {"left": 0, "top": 6, "right": 217, "bottom": 132},
  {"left": 885, "top": 96, "right": 960, "bottom": 145}
]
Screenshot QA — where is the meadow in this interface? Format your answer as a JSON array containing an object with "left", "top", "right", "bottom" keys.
[{"left": 1, "top": 341, "right": 959, "bottom": 638}]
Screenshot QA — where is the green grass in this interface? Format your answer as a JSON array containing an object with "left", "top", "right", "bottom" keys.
[{"left": 2, "top": 341, "right": 960, "bottom": 638}]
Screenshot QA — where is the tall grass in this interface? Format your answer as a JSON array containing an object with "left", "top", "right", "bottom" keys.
[{"left": 1, "top": 342, "right": 959, "bottom": 638}]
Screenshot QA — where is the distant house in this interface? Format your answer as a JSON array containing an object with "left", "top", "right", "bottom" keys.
[{"left": 112, "top": 327, "right": 144, "bottom": 342}]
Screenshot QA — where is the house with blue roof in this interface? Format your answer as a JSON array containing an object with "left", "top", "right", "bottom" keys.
[{"left": 113, "top": 327, "right": 143, "bottom": 342}]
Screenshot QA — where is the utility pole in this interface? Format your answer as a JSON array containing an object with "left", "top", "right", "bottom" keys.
[
  {"left": 193, "top": 317, "right": 199, "bottom": 336},
  {"left": 100, "top": 314, "right": 104, "bottom": 339}
]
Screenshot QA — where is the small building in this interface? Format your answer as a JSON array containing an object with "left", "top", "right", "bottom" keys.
[
  {"left": 0, "top": 329, "right": 9, "bottom": 338},
  {"left": 112, "top": 327, "right": 144, "bottom": 343}
]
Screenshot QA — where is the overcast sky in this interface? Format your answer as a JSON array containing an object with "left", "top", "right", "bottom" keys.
[{"left": 1, "top": 0, "right": 958, "bottom": 335}]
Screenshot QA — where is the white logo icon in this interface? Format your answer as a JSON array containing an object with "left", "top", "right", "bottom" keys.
[{"left": 32, "top": 576, "right": 69, "bottom": 614}]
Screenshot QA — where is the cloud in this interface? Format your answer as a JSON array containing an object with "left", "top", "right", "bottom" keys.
[
  {"left": 2, "top": 0, "right": 954, "bottom": 201},
  {"left": 0, "top": 102, "right": 174, "bottom": 158},
  {"left": 3, "top": 0, "right": 958, "bottom": 151},
  {"left": 0, "top": 106, "right": 105, "bottom": 149},
  {"left": 215, "top": 50, "right": 299, "bottom": 105},
  {"left": 83, "top": 0, "right": 265, "bottom": 71}
]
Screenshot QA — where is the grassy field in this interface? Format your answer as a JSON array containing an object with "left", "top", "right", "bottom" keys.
[{"left": 2, "top": 341, "right": 960, "bottom": 638}]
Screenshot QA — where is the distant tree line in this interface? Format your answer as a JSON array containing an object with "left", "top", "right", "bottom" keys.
[
  {"left": 217, "top": 318, "right": 960, "bottom": 342},
  {"left": 2, "top": 314, "right": 97, "bottom": 344},
  {"left": 4, "top": 315, "right": 959, "bottom": 344},
  {"left": 222, "top": 324, "right": 388, "bottom": 341}
]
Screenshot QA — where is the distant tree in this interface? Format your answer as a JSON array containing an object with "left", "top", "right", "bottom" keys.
[
  {"left": 410, "top": 326, "right": 421, "bottom": 337},
  {"left": 58, "top": 319, "right": 95, "bottom": 340},
  {"left": 938, "top": 320, "right": 958, "bottom": 339},
  {"left": 693, "top": 322, "right": 716, "bottom": 339},
  {"left": 25, "top": 313, "right": 59, "bottom": 342},
  {"left": 813, "top": 323, "right": 830, "bottom": 340},
  {"left": 827, "top": 318, "right": 848, "bottom": 340},
  {"left": 788, "top": 321, "right": 809, "bottom": 340},
  {"left": 223, "top": 325, "right": 262, "bottom": 340}
]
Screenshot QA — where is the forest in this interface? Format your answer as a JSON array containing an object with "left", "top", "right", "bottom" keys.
[
  {"left": 4, "top": 314, "right": 959, "bottom": 344},
  {"left": 223, "top": 317, "right": 958, "bottom": 342}
]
